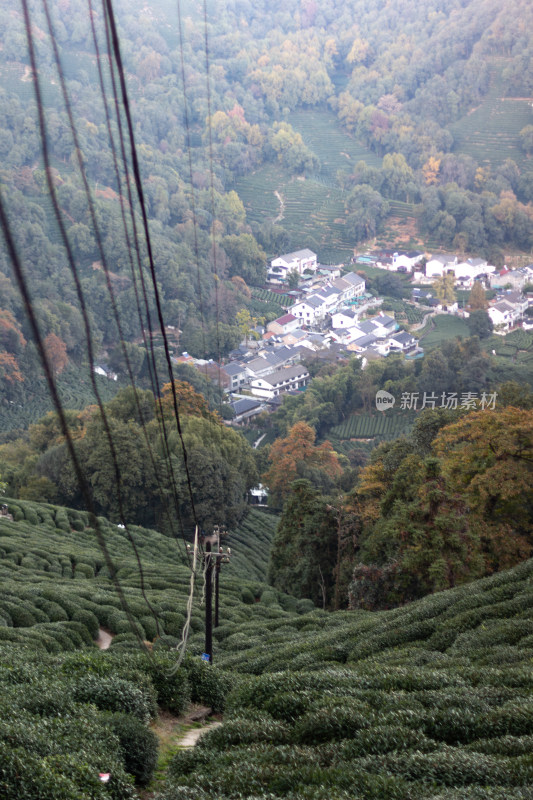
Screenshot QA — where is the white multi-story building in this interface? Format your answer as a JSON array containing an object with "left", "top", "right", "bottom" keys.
[
  {"left": 425, "top": 254, "right": 458, "bottom": 278},
  {"left": 250, "top": 364, "right": 310, "bottom": 399},
  {"left": 268, "top": 248, "right": 317, "bottom": 283}
]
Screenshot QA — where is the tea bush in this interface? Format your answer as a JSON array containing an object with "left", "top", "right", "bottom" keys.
[
  {"left": 72, "top": 675, "right": 157, "bottom": 722},
  {"left": 107, "top": 712, "right": 158, "bottom": 786},
  {"left": 2, "top": 499, "right": 533, "bottom": 798}
]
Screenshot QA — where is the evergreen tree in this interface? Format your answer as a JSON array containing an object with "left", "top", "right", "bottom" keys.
[{"left": 268, "top": 480, "right": 337, "bottom": 608}]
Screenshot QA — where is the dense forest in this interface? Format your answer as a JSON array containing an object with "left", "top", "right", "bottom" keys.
[
  {"left": 2, "top": 332, "right": 532, "bottom": 613},
  {"left": 1, "top": 0, "right": 533, "bottom": 408}
]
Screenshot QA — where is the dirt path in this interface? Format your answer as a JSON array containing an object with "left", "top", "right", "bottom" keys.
[
  {"left": 411, "top": 310, "right": 436, "bottom": 332},
  {"left": 178, "top": 721, "right": 221, "bottom": 747},
  {"left": 274, "top": 190, "right": 285, "bottom": 222},
  {"left": 96, "top": 628, "right": 114, "bottom": 650},
  {"left": 141, "top": 709, "right": 222, "bottom": 798}
]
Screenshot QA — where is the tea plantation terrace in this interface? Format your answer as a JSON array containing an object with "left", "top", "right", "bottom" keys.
[{"left": 0, "top": 497, "right": 532, "bottom": 798}]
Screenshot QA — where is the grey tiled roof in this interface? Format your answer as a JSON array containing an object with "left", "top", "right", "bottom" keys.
[{"left": 231, "top": 397, "right": 262, "bottom": 415}]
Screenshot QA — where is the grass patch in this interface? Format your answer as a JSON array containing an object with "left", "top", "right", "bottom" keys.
[{"left": 419, "top": 315, "right": 470, "bottom": 349}]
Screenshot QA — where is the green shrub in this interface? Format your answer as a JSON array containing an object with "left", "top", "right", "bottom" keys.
[
  {"left": 67, "top": 510, "right": 85, "bottom": 531},
  {"left": 241, "top": 587, "right": 255, "bottom": 604},
  {"left": 140, "top": 614, "right": 160, "bottom": 641},
  {"left": 0, "top": 718, "right": 52, "bottom": 757},
  {"left": 23, "top": 508, "right": 40, "bottom": 525},
  {"left": 466, "top": 735, "right": 533, "bottom": 756},
  {"left": 168, "top": 747, "right": 212, "bottom": 780},
  {"left": 196, "top": 715, "right": 290, "bottom": 752},
  {"left": 35, "top": 623, "right": 80, "bottom": 651},
  {"left": 358, "top": 747, "right": 533, "bottom": 786},
  {"left": 72, "top": 676, "right": 157, "bottom": 723},
  {"left": 61, "top": 620, "right": 95, "bottom": 647},
  {"left": 10, "top": 506, "right": 24, "bottom": 522},
  {"left": 264, "top": 691, "right": 314, "bottom": 722},
  {"left": 294, "top": 705, "right": 372, "bottom": 744},
  {"left": 296, "top": 598, "right": 316, "bottom": 614},
  {"left": 162, "top": 612, "right": 186, "bottom": 637},
  {"left": 5, "top": 603, "right": 37, "bottom": 628},
  {"left": 55, "top": 510, "right": 71, "bottom": 532},
  {"left": 71, "top": 608, "right": 99, "bottom": 639},
  {"left": 144, "top": 658, "right": 190, "bottom": 714},
  {"left": 184, "top": 656, "right": 232, "bottom": 712},
  {"left": 109, "top": 632, "right": 141, "bottom": 649},
  {"left": 152, "top": 634, "right": 180, "bottom": 650},
  {"left": 107, "top": 712, "right": 158, "bottom": 786},
  {"left": 336, "top": 725, "right": 439, "bottom": 758},
  {"left": 5, "top": 682, "right": 76, "bottom": 717},
  {"left": 33, "top": 598, "right": 69, "bottom": 622},
  {"left": 189, "top": 615, "right": 204, "bottom": 633},
  {"left": 0, "top": 742, "right": 88, "bottom": 800},
  {"left": 74, "top": 563, "right": 95, "bottom": 579}
]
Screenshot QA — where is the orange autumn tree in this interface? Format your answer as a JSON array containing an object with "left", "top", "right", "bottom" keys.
[
  {"left": 160, "top": 380, "right": 221, "bottom": 424},
  {"left": 263, "top": 421, "right": 343, "bottom": 506},
  {"left": 43, "top": 333, "right": 68, "bottom": 376},
  {"left": 0, "top": 309, "right": 26, "bottom": 386}
]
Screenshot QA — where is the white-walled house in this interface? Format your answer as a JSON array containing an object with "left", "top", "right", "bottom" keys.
[
  {"left": 490, "top": 265, "right": 533, "bottom": 291},
  {"left": 268, "top": 248, "right": 317, "bottom": 283},
  {"left": 488, "top": 301, "right": 518, "bottom": 332},
  {"left": 250, "top": 364, "right": 310, "bottom": 399},
  {"left": 290, "top": 295, "right": 327, "bottom": 324},
  {"left": 331, "top": 309, "right": 360, "bottom": 329},
  {"left": 315, "top": 287, "right": 342, "bottom": 314},
  {"left": 331, "top": 271, "right": 366, "bottom": 300},
  {"left": 370, "top": 313, "right": 397, "bottom": 336},
  {"left": 426, "top": 254, "right": 458, "bottom": 278},
  {"left": 318, "top": 264, "right": 342, "bottom": 279},
  {"left": 454, "top": 258, "right": 494, "bottom": 282},
  {"left": 487, "top": 292, "right": 530, "bottom": 332},
  {"left": 392, "top": 251, "right": 424, "bottom": 271},
  {"left": 389, "top": 331, "right": 417, "bottom": 352}
]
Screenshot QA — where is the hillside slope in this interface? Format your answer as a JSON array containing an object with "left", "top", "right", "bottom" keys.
[
  {"left": 0, "top": 499, "right": 289, "bottom": 652},
  {"left": 163, "top": 558, "right": 533, "bottom": 799},
  {"left": 1, "top": 498, "right": 533, "bottom": 798}
]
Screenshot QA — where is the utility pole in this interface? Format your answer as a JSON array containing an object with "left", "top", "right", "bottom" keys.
[
  {"left": 214, "top": 544, "right": 222, "bottom": 629},
  {"left": 202, "top": 525, "right": 230, "bottom": 663},
  {"left": 215, "top": 530, "right": 229, "bottom": 628},
  {"left": 205, "top": 535, "right": 213, "bottom": 663}
]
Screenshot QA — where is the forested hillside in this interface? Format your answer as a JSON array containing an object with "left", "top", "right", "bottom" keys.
[{"left": 1, "top": 0, "right": 533, "bottom": 423}]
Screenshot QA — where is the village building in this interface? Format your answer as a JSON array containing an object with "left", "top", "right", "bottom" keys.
[
  {"left": 229, "top": 396, "right": 265, "bottom": 425},
  {"left": 250, "top": 364, "right": 310, "bottom": 400},
  {"left": 488, "top": 301, "right": 519, "bottom": 332},
  {"left": 389, "top": 330, "right": 418, "bottom": 352},
  {"left": 490, "top": 265, "right": 533, "bottom": 291},
  {"left": 290, "top": 294, "right": 328, "bottom": 325},
  {"left": 249, "top": 484, "right": 269, "bottom": 505},
  {"left": 331, "top": 271, "right": 366, "bottom": 301},
  {"left": 266, "top": 313, "right": 300, "bottom": 336},
  {"left": 317, "top": 263, "right": 343, "bottom": 279},
  {"left": 425, "top": 254, "right": 458, "bottom": 278},
  {"left": 268, "top": 248, "right": 318, "bottom": 284}
]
